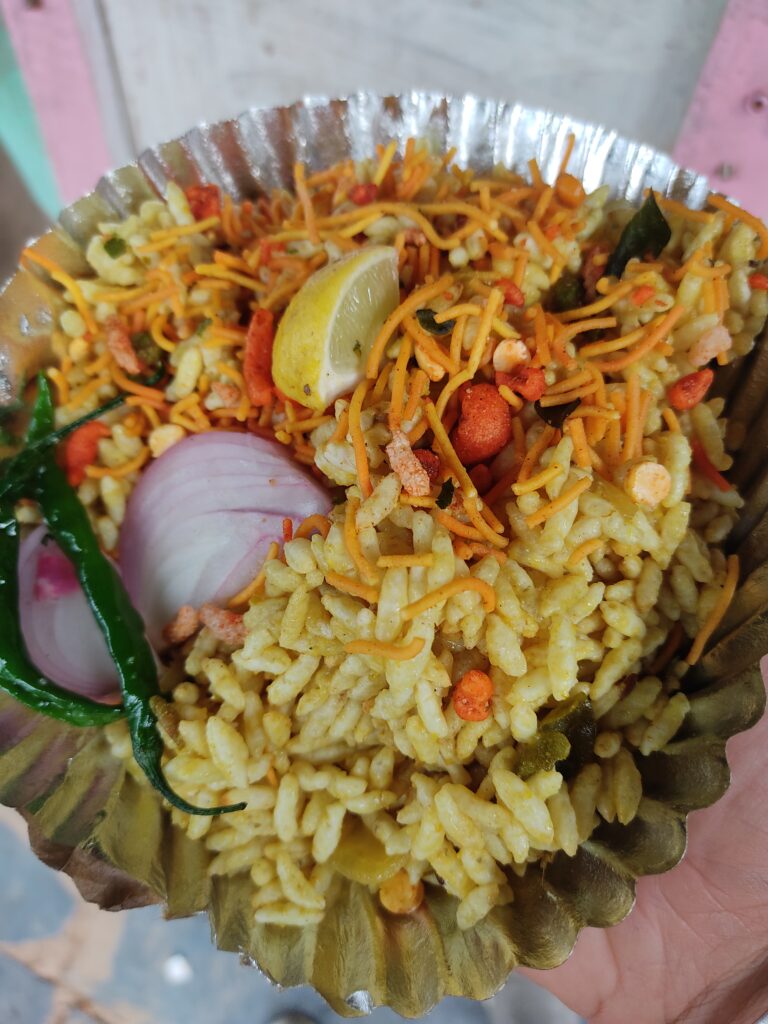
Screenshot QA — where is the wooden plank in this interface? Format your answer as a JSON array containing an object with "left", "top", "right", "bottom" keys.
[
  {"left": 100, "top": 0, "right": 728, "bottom": 154},
  {"left": 71, "top": 0, "right": 137, "bottom": 168},
  {"left": 0, "top": 0, "right": 113, "bottom": 204},
  {"left": 674, "top": 0, "right": 768, "bottom": 216}
]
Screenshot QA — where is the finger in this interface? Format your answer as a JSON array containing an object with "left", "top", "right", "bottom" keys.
[{"left": 518, "top": 927, "right": 617, "bottom": 1020}]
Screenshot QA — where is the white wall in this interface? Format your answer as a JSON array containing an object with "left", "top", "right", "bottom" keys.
[{"left": 94, "top": 0, "right": 727, "bottom": 155}]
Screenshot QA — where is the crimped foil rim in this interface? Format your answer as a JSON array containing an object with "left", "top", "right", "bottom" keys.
[{"left": 0, "top": 92, "right": 765, "bottom": 1019}]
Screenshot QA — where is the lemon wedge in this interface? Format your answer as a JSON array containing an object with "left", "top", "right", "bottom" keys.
[{"left": 271, "top": 245, "right": 399, "bottom": 411}]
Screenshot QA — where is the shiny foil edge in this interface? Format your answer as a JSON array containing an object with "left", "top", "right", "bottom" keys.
[{"left": 0, "top": 92, "right": 766, "bottom": 1019}]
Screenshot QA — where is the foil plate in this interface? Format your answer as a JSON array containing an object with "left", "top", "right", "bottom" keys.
[{"left": 0, "top": 92, "right": 766, "bottom": 1018}]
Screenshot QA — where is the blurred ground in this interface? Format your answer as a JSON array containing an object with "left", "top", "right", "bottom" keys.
[{"left": 0, "top": 806, "right": 580, "bottom": 1024}]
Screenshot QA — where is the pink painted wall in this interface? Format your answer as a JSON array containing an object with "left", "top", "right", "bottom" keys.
[{"left": 0, "top": 0, "right": 112, "bottom": 207}]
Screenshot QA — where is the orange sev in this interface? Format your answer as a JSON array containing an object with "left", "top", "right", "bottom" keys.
[
  {"left": 345, "top": 637, "right": 425, "bottom": 661},
  {"left": 65, "top": 377, "right": 111, "bottom": 411},
  {"left": 622, "top": 374, "right": 641, "bottom": 463},
  {"left": 655, "top": 195, "right": 715, "bottom": 224},
  {"left": 434, "top": 510, "right": 486, "bottom": 541},
  {"left": 591, "top": 304, "right": 686, "bottom": 372},
  {"left": 435, "top": 367, "right": 472, "bottom": 420},
  {"left": 512, "top": 251, "right": 528, "bottom": 287},
  {"left": 533, "top": 305, "right": 551, "bottom": 365},
  {"left": 228, "top": 541, "right": 281, "bottom": 608},
  {"left": 402, "top": 577, "right": 497, "bottom": 620},
  {"left": 404, "top": 316, "right": 457, "bottom": 374},
  {"left": 294, "top": 514, "right": 331, "bottom": 539},
  {"left": 512, "top": 462, "right": 563, "bottom": 495},
  {"left": 21, "top": 248, "right": 98, "bottom": 336},
  {"left": 662, "top": 408, "right": 681, "bottom": 432},
  {"left": 293, "top": 162, "right": 320, "bottom": 245},
  {"left": 517, "top": 425, "right": 557, "bottom": 482},
  {"left": 686, "top": 555, "right": 740, "bottom": 665},
  {"left": 566, "top": 418, "right": 591, "bottom": 469},
  {"left": 192, "top": 264, "right": 264, "bottom": 294},
  {"left": 389, "top": 335, "right": 414, "bottom": 429},
  {"left": 467, "top": 288, "right": 504, "bottom": 375},
  {"left": 376, "top": 553, "right": 435, "bottom": 568},
  {"left": 524, "top": 476, "right": 592, "bottom": 528},
  {"left": 462, "top": 499, "right": 507, "bottom": 548},
  {"left": 558, "top": 280, "right": 637, "bottom": 322},
  {"left": 349, "top": 379, "right": 373, "bottom": 498},
  {"left": 527, "top": 220, "right": 561, "bottom": 263},
  {"left": 707, "top": 194, "right": 768, "bottom": 258},
  {"left": 566, "top": 537, "right": 602, "bottom": 568},
  {"left": 46, "top": 367, "right": 69, "bottom": 405},
  {"left": 345, "top": 496, "right": 379, "bottom": 585},
  {"left": 538, "top": 381, "right": 599, "bottom": 407},
  {"left": 371, "top": 360, "right": 394, "bottom": 403},
  {"left": 366, "top": 273, "right": 453, "bottom": 378},
  {"left": 449, "top": 314, "right": 467, "bottom": 368},
  {"left": 403, "top": 368, "right": 429, "bottom": 423},
  {"left": 573, "top": 404, "right": 620, "bottom": 420},
  {"left": 399, "top": 494, "right": 437, "bottom": 508},
  {"left": 497, "top": 384, "right": 524, "bottom": 411},
  {"left": 546, "top": 369, "right": 594, "bottom": 395},
  {"left": 325, "top": 572, "right": 379, "bottom": 604},
  {"left": 578, "top": 323, "right": 646, "bottom": 359},
  {"left": 84, "top": 448, "right": 149, "bottom": 479},
  {"left": 424, "top": 402, "right": 477, "bottom": 501}
]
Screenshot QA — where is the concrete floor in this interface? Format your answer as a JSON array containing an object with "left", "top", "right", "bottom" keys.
[{"left": 0, "top": 806, "right": 581, "bottom": 1024}]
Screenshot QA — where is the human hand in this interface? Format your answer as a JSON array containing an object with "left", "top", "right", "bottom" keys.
[{"left": 525, "top": 664, "right": 768, "bottom": 1024}]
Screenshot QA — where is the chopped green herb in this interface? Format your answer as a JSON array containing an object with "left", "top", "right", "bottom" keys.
[
  {"left": 195, "top": 318, "right": 213, "bottom": 336},
  {"left": 436, "top": 478, "right": 455, "bottom": 509},
  {"left": 540, "top": 693, "right": 596, "bottom": 780},
  {"left": 516, "top": 732, "right": 571, "bottom": 780},
  {"left": 128, "top": 366, "right": 165, "bottom": 388},
  {"left": 534, "top": 398, "right": 580, "bottom": 429},
  {"left": 103, "top": 236, "right": 127, "bottom": 259},
  {"left": 549, "top": 271, "right": 585, "bottom": 313},
  {"left": 606, "top": 191, "right": 671, "bottom": 279},
  {"left": 131, "top": 331, "right": 163, "bottom": 369},
  {"left": 416, "top": 308, "right": 454, "bottom": 336}
]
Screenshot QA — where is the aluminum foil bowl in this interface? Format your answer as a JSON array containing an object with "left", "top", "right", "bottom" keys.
[{"left": 1, "top": 92, "right": 766, "bottom": 1018}]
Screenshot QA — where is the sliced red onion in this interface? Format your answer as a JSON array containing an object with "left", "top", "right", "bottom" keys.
[
  {"left": 120, "top": 432, "right": 330, "bottom": 644},
  {"left": 34, "top": 548, "right": 79, "bottom": 600},
  {"left": 18, "top": 527, "right": 121, "bottom": 701}
]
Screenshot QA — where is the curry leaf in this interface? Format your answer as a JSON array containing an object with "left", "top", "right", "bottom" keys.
[
  {"left": 606, "top": 192, "right": 671, "bottom": 278},
  {"left": 436, "top": 479, "right": 455, "bottom": 509},
  {"left": 131, "top": 331, "right": 163, "bottom": 369},
  {"left": 534, "top": 398, "right": 580, "bottom": 429},
  {"left": 104, "top": 236, "right": 127, "bottom": 259},
  {"left": 416, "top": 308, "right": 454, "bottom": 336},
  {"left": 549, "top": 271, "right": 585, "bottom": 313}
]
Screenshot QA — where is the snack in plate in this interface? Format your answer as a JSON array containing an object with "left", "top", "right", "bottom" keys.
[{"left": 3, "top": 135, "right": 767, "bottom": 932}]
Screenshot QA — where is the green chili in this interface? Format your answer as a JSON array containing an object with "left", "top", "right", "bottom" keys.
[
  {"left": 0, "top": 391, "right": 125, "bottom": 502},
  {"left": 0, "top": 499, "right": 124, "bottom": 726},
  {"left": 0, "top": 368, "right": 164, "bottom": 502},
  {"left": 0, "top": 377, "right": 242, "bottom": 815},
  {"left": 0, "top": 382, "right": 122, "bottom": 724},
  {"left": 29, "top": 381, "right": 243, "bottom": 816}
]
